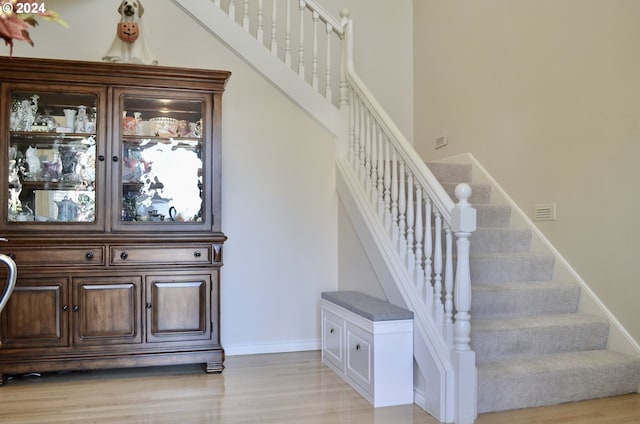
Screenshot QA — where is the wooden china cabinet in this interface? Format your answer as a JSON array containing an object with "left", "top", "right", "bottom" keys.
[{"left": 0, "top": 57, "right": 230, "bottom": 383}]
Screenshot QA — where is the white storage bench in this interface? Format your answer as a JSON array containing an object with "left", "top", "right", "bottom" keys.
[{"left": 320, "top": 291, "right": 414, "bottom": 407}]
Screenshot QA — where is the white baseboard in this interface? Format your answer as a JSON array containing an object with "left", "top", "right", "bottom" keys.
[{"left": 224, "top": 338, "right": 321, "bottom": 356}]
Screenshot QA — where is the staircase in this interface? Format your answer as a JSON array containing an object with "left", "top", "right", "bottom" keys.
[
  {"left": 172, "top": 1, "right": 640, "bottom": 422},
  {"left": 430, "top": 160, "right": 640, "bottom": 413}
]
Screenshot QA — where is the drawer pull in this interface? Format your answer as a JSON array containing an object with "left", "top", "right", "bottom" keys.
[
  {"left": 85, "top": 252, "right": 94, "bottom": 261},
  {"left": 355, "top": 344, "right": 361, "bottom": 351},
  {"left": 145, "top": 302, "right": 152, "bottom": 309},
  {"left": 194, "top": 250, "right": 201, "bottom": 258},
  {"left": 120, "top": 251, "right": 128, "bottom": 260},
  {"left": 330, "top": 328, "right": 335, "bottom": 334}
]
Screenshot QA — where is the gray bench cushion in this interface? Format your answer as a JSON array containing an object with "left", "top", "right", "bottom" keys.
[{"left": 322, "top": 291, "right": 413, "bottom": 322}]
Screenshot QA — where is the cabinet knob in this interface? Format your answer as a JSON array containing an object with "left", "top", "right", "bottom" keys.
[
  {"left": 73, "top": 305, "right": 79, "bottom": 312},
  {"left": 193, "top": 250, "right": 201, "bottom": 258},
  {"left": 62, "top": 305, "right": 69, "bottom": 312},
  {"left": 145, "top": 302, "right": 152, "bottom": 309},
  {"left": 329, "top": 328, "right": 335, "bottom": 334},
  {"left": 98, "top": 155, "right": 105, "bottom": 162},
  {"left": 112, "top": 156, "right": 119, "bottom": 162},
  {"left": 120, "top": 251, "right": 128, "bottom": 260},
  {"left": 355, "top": 344, "right": 361, "bottom": 351},
  {"left": 85, "top": 251, "right": 94, "bottom": 261}
]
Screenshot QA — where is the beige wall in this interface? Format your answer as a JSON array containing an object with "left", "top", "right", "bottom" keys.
[
  {"left": 8, "top": 1, "right": 338, "bottom": 354},
  {"left": 414, "top": 1, "right": 640, "bottom": 343},
  {"left": 321, "top": 0, "right": 414, "bottom": 141}
]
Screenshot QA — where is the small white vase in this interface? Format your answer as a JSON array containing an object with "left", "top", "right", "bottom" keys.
[{"left": 63, "top": 109, "right": 77, "bottom": 132}]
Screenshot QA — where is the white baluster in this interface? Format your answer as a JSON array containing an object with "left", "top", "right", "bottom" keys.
[
  {"left": 433, "top": 210, "right": 444, "bottom": 328},
  {"left": 358, "top": 100, "right": 366, "bottom": 183},
  {"left": 242, "top": 0, "right": 250, "bottom": 31},
  {"left": 406, "top": 171, "right": 415, "bottom": 274},
  {"left": 325, "top": 22, "right": 333, "bottom": 101},
  {"left": 452, "top": 184, "right": 476, "bottom": 351},
  {"left": 353, "top": 97, "right": 362, "bottom": 177},
  {"left": 270, "top": 0, "right": 278, "bottom": 55},
  {"left": 285, "top": 0, "right": 292, "bottom": 67},
  {"left": 257, "top": 0, "right": 265, "bottom": 43},
  {"left": 383, "top": 135, "right": 392, "bottom": 233},
  {"left": 370, "top": 118, "right": 379, "bottom": 207},
  {"left": 444, "top": 227, "right": 454, "bottom": 346},
  {"left": 376, "top": 125, "right": 385, "bottom": 218},
  {"left": 414, "top": 186, "right": 424, "bottom": 289},
  {"left": 363, "top": 110, "right": 372, "bottom": 191},
  {"left": 348, "top": 88, "right": 355, "bottom": 167},
  {"left": 424, "top": 195, "right": 434, "bottom": 308},
  {"left": 398, "top": 160, "right": 407, "bottom": 260},
  {"left": 339, "top": 9, "right": 350, "bottom": 107},
  {"left": 352, "top": 97, "right": 362, "bottom": 174},
  {"left": 298, "top": 0, "right": 306, "bottom": 79},
  {"left": 229, "top": 0, "right": 236, "bottom": 20},
  {"left": 390, "top": 150, "right": 399, "bottom": 244},
  {"left": 311, "top": 11, "right": 319, "bottom": 91}
]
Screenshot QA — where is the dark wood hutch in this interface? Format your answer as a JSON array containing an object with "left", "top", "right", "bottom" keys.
[{"left": 0, "top": 57, "right": 230, "bottom": 383}]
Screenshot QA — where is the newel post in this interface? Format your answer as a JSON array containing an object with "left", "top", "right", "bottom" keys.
[
  {"left": 451, "top": 183, "right": 477, "bottom": 423},
  {"left": 339, "top": 9, "right": 351, "bottom": 108},
  {"left": 452, "top": 183, "right": 475, "bottom": 350}
]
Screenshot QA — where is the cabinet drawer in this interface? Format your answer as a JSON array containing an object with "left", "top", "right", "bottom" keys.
[
  {"left": 111, "top": 245, "right": 212, "bottom": 266},
  {"left": 3, "top": 246, "right": 105, "bottom": 267}
]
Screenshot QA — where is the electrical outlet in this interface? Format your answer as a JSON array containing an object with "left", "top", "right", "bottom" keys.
[{"left": 435, "top": 134, "right": 448, "bottom": 149}]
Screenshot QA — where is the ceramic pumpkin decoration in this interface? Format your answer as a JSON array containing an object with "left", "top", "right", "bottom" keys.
[{"left": 117, "top": 22, "right": 139, "bottom": 43}]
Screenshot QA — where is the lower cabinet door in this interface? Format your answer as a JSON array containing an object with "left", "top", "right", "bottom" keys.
[
  {"left": 322, "top": 309, "right": 345, "bottom": 369},
  {"left": 0, "top": 277, "right": 70, "bottom": 348},
  {"left": 72, "top": 276, "right": 143, "bottom": 346},
  {"left": 145, "top": 273, "right": 212, "bottom": 343}
]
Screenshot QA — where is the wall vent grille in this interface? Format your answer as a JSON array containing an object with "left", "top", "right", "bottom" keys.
[{"left": 534, "top": 203, "right": 556, "bottom": 221}]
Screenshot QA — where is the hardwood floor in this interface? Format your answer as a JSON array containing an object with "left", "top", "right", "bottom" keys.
[{"left": 0, "top": 351, "right": 638, "bottom": 423}]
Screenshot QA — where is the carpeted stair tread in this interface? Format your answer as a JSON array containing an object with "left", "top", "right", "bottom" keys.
[
  {"left": 470, "top": 252, "right": 555, "bottom": 283},
  {"left": 426, "top": 162, "right": 472, "bottom": 183},
  {"left": 470, "top": 227, "right": 532, "bottom": 254},
  {"left": 472, "top": 313, "right": 609, "bottom": 361},
  {"left": 471, "top": 281, "right": 579, "bottom": 318},
  {"left": 477, "top": 350, "right": 640, "bottom": 413},
  {"left": 474, "top": 204, "right": 511, "bottom": 227}
]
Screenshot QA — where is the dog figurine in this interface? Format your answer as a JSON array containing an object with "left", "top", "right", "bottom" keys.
[{"left": 103, "top": 0, "right": 157, "bottom": 65}]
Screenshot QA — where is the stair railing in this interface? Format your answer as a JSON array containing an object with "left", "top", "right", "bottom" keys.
[
  {"left": 340, "top": 15, "right": 477, "bottom": 423},
  {"left": 196, "top": 1, "right": 477, "bottom": 422}
]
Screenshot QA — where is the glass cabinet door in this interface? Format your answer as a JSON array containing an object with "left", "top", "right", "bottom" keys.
[
  {"left": 113, "top": 90, "right": 212, "bottom": 232},
  {"left": 3, "top": 86, "right": 104, "bottom": 230}
]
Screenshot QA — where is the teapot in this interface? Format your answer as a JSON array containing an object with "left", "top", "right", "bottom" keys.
[
  {"left": 55, "top": 196, "right": 78, "bottom": 221},
  {"left": 150, "top": 194, "right": 172, "bottom": 217}
]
